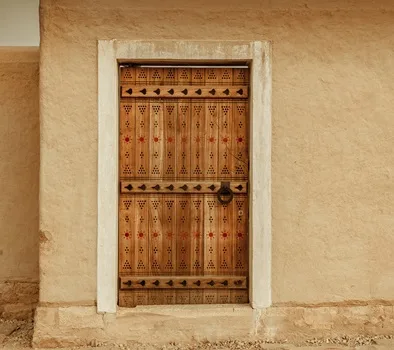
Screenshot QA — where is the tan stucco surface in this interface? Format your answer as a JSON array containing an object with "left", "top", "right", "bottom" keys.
[
  {"left": 0, "top": 47, "right": 39, "bottom": 319},
  {"left": 32, "top": 304, "right": 394, "bottom": 347},
  {"left": 0, "top": 47, "right": 39, "bottom": 282},
  {"left": 39, "top": 0, "right": 394, "bottom": 305}
]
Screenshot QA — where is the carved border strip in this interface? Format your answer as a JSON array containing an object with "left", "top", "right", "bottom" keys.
[
  {"left": 119, "top": 276, "right": 247, "bottom": 290},
  {"left": 120, "top": 85, "right": 248, "bottom": 98},
  {"left": 120, "top": 181, "right": 248, "bottom": 194}
]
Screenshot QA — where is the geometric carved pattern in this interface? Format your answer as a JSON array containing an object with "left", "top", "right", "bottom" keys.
[{"left": 119, "top": 67, "right": 249, "bottom": 307}]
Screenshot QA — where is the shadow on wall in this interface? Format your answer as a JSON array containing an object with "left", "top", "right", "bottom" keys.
[{"left": 0, "top": 47, "right": 40, "bottom": 320}]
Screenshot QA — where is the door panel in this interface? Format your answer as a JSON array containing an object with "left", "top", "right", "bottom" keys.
[{"left": 119, "top": 67, "right": 249, "bottom": 306}]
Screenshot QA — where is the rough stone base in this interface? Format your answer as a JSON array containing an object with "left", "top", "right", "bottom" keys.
[
  {"left": 0, "top": 281, "right": 38, "bottom": 320},
  {"left": 32, "top": 304, "right": 394, "bottom": 348},
  {"left": 260, "top": 305, "right": 394, "bottom": 343},
  {"left": 33, "top": 305, "right": 255, "bottom": 347}
]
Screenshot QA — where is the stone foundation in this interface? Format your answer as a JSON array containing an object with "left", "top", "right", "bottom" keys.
[
  {"left": 32, "top": 304, "right": 394, "bottom": 347},
  {"left": 260, "top": 304, "right": 394, "bottom": 343},
  {"left": 0, "top": 281, "right": 39, "bottom": 320}
]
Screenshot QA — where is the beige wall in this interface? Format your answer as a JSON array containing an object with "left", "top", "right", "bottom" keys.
[
  {"left": 0, "top": 47, "right": 39, "bottom": 318},
  {"left": 0, "top": 0, "right": 40, "bottom": 46},
  {"left": 39, "top": 0, "right": 394, "bottom": 305}
]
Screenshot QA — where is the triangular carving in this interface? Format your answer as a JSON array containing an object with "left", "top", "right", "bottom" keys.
[
  {"left": 221, "top": 165, "right": 230, "bottom": 175},
  {"left": 207, "top": 165, "right": 216, "bottom": 175},
  {"left": 123, "top": 260, "right": 131, "bottom": 269},
  {"left": 165, "top": 165, "right": 174, "bottom": 175},
  {"left": 151, "top": 165, "right": 160, "bottom": 175},
  {"left": 193, "top": 165, "right": 202, "bottom": 175}
]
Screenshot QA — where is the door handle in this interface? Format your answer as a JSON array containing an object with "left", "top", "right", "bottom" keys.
[{"left": 217, "top": 181, "right": 234, "bottom": 205}]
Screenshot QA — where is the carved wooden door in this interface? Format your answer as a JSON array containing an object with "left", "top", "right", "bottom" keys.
[{"left": 118, "top": 66, "right": 249, "bottom": 306}]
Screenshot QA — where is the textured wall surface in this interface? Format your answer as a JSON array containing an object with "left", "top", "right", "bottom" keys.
[
  {"left": 0, "top": 47, "right": 39, "bottom": 318},
  {"left": 0, "top": 0, "right": 40, "bottom": 46},
  {"left": 39, "top": 0, "right": 394, "bottom": 305}
]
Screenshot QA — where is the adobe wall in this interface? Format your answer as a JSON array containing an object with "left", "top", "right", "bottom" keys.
[
  {"left": 36, "top": 0, "right": 394, "bottom": 345},
  {"left": 0, "top": 47, "right": 40, "bottom": 319}
]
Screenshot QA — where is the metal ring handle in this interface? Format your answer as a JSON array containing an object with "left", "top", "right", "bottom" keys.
[{"left": 217, "top": 184, "right": 234, "bottom": 205}]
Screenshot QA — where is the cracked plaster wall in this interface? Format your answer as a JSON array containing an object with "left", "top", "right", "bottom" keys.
[{"left": 39, "top": 0, "right": 394, "bottom": 305}]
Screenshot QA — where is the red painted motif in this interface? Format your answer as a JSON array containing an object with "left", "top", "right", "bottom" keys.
[
  {"left": 221, "top": 231, "right": 229, "bottom": 239},
  {"left": 180, "top": 231, "right": 188, "bottom": 240},
  {"left": 193, "top": 232, "right": 201, "bottom": 239}
]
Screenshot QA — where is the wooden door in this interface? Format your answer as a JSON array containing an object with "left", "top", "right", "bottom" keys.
[{"left": 118, "top": 66, "right": 249, "bottom": 306}]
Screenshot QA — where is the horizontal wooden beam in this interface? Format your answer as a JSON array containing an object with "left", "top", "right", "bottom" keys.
[
  {"left": 120, "top": 181, "right": 248, "bottom": 194},
  {"left": 120, "top": 85, "right": 248, "bottom": 98},
  {"left": 119, "top": 276, "right": 247, "bottom": 290}
]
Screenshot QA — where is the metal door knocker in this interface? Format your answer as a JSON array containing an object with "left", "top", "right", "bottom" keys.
[{"left": 217, "top": 182, "right": 234, "bottom": 205}]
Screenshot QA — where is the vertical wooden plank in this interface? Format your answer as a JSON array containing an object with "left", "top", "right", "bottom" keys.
[
  {"left": 219, "top": 68, "right": 232, "bottom": 86},
  {"left": 164, "top": 68, "right": 176, "bottom": 85},
  {"left": 177, "top": 100, "right": 191, "bottom": 179},
  {"left": 162, "top": 195, "right": 177, "bottom": 275},
  {"left": 204, "top": 195, "right": 219, "bottom": 276},
  {"left": 217, "top": 201, "right": 234, "bottom": 276},
  {"left": 177, "top": 99, "right": 191, "bottom": 180},
  {"left": 150, "top": 100, "right": 164, "bottom": 179},
  {"left": 176, "top": 195, "right": 190, "bottom": 275},
  {"left": 203, "top": 290, "right": 218, "bottom": 304},
  {"left": 230, "top": 290, "right": 249, "bottom": 304},
  {"left": 174, "top": 101, "right": 192, "bottom": 180},
  {"left": 232, "top": 68, "right": 249, "bottom": 85},
  {"left": 189, "top": 290, "right": 204, "bottom": 304},
  {"left": 163, "top": 100, "right": 177, "bottom": 180},
  {"left": 176, "top": 290, "right": 190, "bottom": 304},
  {"left": 205, "top": 98, "right": 219, "bottom": 180},
  {"left": 133, "top": 290, "right": 149, "bottom": 305},
  {"left": 205, "top": 67, "right": 219, "bottom": 85},
  {"left": 176, "top": 67, "right": 191, "bottom": 85},
  {"left": 148, "top": 196, "right": 163, "bottom": 275},
  {"left": 148, "top": 67, "right": 164, "bottom": 85},
  {"left": 190, "top": 195, "right": 204, "bottom": 275},
  {"left": 120, "top": 66, "right": 136, "bottom": 83},
  {"left": 135, "top": 67, "right": 148, "bottom": 85},
  {"left": 162, "top": 290, "right": 176, "bottom": 305},
  {"left": 133, "top": 196, "right": 149, "bottom": 276},
  {"left": 119, "top": 195, "right": 134, "bottom": 275},
  {"left": 190, "top": 100, "right": 205, "bottom": 179},
  {"left": 217, "top": 290, "right": 231, "bottom": 304},
  {"left": 218, "top": 100, "right": 233, "bottom": 179},
  {"left": 148, "top": 290, "right": 164, "bottom": 305},
  {"left": 234, "top": 194, "right": 248, "bottom": 276},
  {"left": 119, "top": 290, "right": 135, "bottom": 307},
  {"left": 135, "top": 99, "right": 150, "bottom": 179},
  {"left": 232, "top": 100, "right": 249, "bottom": 179},
  {"left": 191, "top": 68, "right": 205, "bottom": 85},
  {"left": 119, "top": 101, "right": 135, "bottom": 178}
]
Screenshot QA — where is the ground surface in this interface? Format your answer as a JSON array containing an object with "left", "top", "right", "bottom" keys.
[{"left": 1, "top": 319, "right": 394, "bottom": 350}]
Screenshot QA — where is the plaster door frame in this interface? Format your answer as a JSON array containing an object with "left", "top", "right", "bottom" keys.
[{"left": 97, "top": 40, "right": 272, "bottom": 313}]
